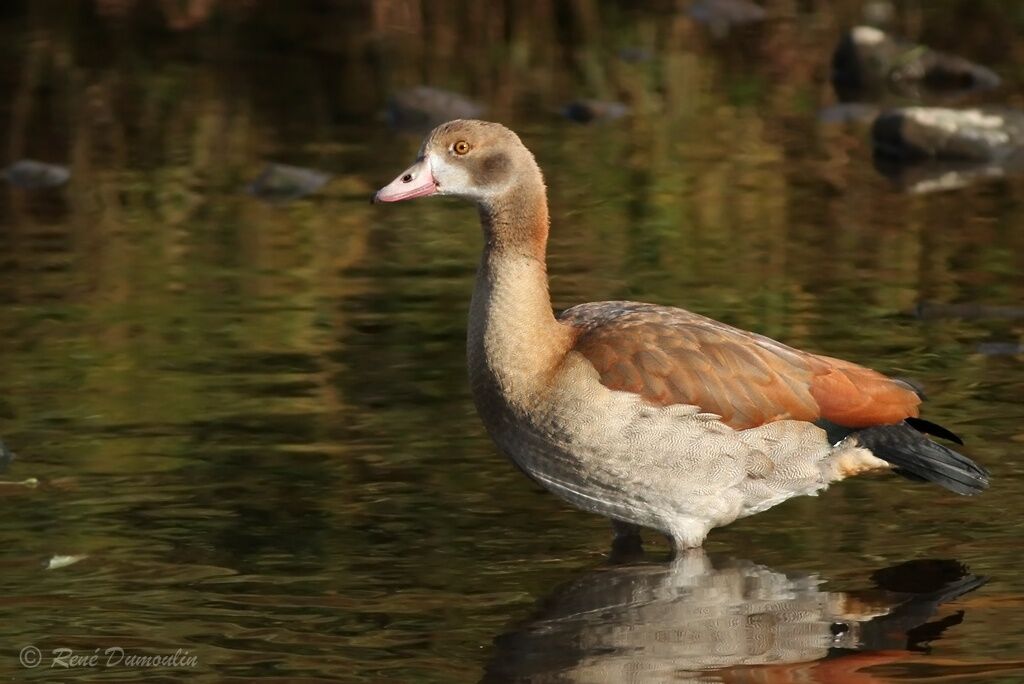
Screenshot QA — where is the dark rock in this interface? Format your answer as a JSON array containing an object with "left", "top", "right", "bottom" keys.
[
  {"left": 833, "top": 26, "right": 1000, "bottom": 100},
  {"left": 385, "top": 86, "right": 485, "bottom": 132},
  {"left": 872, "top": 107, "right": 1024, "bottom": 162},
  {"left": 561, "top": 100, "right": 630, "bottom": 124},
  {"left": 3, "top": 160, "right": 70, "bottom": 189},
  {"left": 247, "top": 163, "right": 331, "bottom": 201},
  {"left": 872, "top": 106, "right": 1024, "bottom": 191}
]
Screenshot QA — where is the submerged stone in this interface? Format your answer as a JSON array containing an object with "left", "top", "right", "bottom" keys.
[
  {"left": 385, "top": 86, "right": 485, "bottom": 132},
  {"left": 248, "top": 163, "right": 331, "bottom": 201},
  {"left": 3, "top": 159, "right": 70, "bottom": 189},
  {"left": 872, "top": 107, "right": 1024, "bottom": 161},
  {"left": 833, "top": 26, "right": 1000, "bottom": 100},
  {"left": 561, "top": 100, "right": 630, "bottom": 124}
]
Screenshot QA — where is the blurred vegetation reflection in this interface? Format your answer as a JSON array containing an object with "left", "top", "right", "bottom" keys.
[{"left": 0, "top": 1, "right": 1022, "bottom": 682}]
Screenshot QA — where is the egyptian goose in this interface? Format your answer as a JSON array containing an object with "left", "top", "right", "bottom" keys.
[{"left": 373, "top": 120, "right": 989, "bottom": 549}]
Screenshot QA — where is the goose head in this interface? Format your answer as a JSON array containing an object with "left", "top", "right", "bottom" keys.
[{"left": 373, "top": 119, "right": 541, "bottom": 207}]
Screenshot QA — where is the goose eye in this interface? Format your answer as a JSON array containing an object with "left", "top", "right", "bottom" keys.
[{"left": 453, "top": 141, "right": 471, "bottom": 155}]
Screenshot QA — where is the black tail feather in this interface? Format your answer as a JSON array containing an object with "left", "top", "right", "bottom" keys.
[
  {"left": 856, "top": 423, "right": 990, "bottom": 496},
  {"left": 905, "top": 416, "right": 965, "bottom": 445}
]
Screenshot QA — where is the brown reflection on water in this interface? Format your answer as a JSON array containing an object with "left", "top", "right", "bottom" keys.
[
  {"left": 0, "top": 1, "right": 1023, "bottom": 681},
  {"left": 483, "top": 554, "right": 1021, "bottom": 684}
]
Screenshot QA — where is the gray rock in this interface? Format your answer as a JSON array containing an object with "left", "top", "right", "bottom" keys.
[
  {"left": 247, "top": 163, "right": 331, "bottom": 201},
  {"left": 688, "top": 0, "right": 766, "bottom": 37},
  {"left": 385, "top": 86, "right": 485, "bottom": 132},
  {"left": 833, "top": 26, "right": 1000, "bottom": 100},
  {"left": 818, "top": 102, "right": 880, "bottom": 126},
  {"left": 3, "top": 160, "right": 70, "bottom": 189}
]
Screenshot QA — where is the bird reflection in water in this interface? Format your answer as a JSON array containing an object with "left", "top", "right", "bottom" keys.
[{"left": 483, "top": 552, "right": 985, "bottom": 683}]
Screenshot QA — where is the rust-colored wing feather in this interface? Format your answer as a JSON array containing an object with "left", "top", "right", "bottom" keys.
[{"left": 560, "top": 302, "right": 920, "bottom": 430}]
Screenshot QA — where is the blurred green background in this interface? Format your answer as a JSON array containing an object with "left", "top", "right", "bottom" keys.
[{"left": 0, "top": 1, "right": 1022, "bottom": 681}]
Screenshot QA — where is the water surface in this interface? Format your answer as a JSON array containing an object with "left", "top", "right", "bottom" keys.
[{"left": 1, "top": 2, "right": 1023, "bottom": 681}]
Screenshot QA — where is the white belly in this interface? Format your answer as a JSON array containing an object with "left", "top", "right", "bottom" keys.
[{"left": 472, "top": 352, "right": 837, "bottom": 546}]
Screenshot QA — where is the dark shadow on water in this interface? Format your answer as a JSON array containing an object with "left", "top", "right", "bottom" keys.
[{"left": 482, "top": 552, "right": 985, "bottom": 684}]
